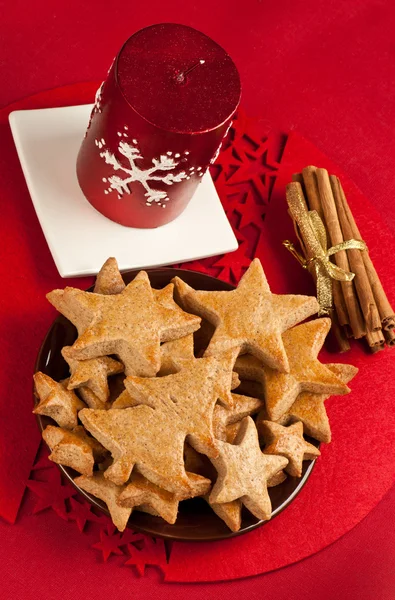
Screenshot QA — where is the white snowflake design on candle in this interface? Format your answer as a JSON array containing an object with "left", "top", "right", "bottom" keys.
[
  {"left": 94, "top": 82, "right": 104, "bottom": 114},
  {"left": 96, "top": 136, "right": 190, "bottom": 207}
]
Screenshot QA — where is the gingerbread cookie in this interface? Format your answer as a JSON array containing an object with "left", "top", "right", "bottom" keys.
[
  {"left": 277, "top": 363, "right": 358, "bottom": 443},
  {"left": 74, "top": 473, "right": 131, "bottom": 532},
  {"left": 118, "top": 471, "right": 211, "bottom": 525},
  {"left": 33, "top": 373, "right": 85, "bottom": 429},
  {"left": 209, "top": 417, "right": 288, "bottom": 521},
  {"left": 50, "top": 271, "right": 201, "bottom": 377},
  {"left": 235, "top": 319, "right": 351, "bottom": 421},
  {"left": 62, "top": 347, "right": 123, "bottom": 403},
  {"left": 43, "top": 424, "right": 107, "bottom": 476},
  {"left": 94, "top": 257, "right": 126, "bottom": 295},
  {"left": 80, "top": 351, "right": 237, "bottom": 495},
  {"left": 213, "top": 393, "right": 263, "bottom": 441},
  {"left": 208, "top": 498, "right": 242, "bottom": 532},
  {"left": 159, "top": 333, "right": 195, "bottom": 376},
  {"left": 259, "top": 420, "right": 320, "bottom": 478},
  {"left": 173, "top": 258, "right": 319, "bottom": 372}
]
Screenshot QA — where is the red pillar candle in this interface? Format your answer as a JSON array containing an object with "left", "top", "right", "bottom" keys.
[{"left": 76, "top": 23, "right": 241, "bottom": 228}]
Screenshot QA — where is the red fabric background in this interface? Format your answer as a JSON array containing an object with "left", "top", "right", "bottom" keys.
[
  {"left": 1, "top": 1, "right": 395, "bottom": 598},
  {"left": 0, "top": 84, "right": 99, "bottom": 524}
]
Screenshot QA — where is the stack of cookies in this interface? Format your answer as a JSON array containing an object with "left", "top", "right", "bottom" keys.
[{"left": 33, "top": 257, "right": 357, "bottom": 532}]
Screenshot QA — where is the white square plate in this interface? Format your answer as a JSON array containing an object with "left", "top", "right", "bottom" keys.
[{"left": 9, "top": 104, "right": 238, "bottom": 278}]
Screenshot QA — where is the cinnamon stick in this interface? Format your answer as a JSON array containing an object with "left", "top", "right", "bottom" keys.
[
  {"left": 286, "top": 182, "right": 350, "bottom": 351},
  {"left": 301, "top": 167, "right": 350, "bottom": 330},
  {"left": 302, "top": 166, "right": 323, "bottom": 218},
  {"left": 332, "top": 281, "right": 350, "bottom": 329},
  {"left": 384, "top": 328, "right": 395, "bottom": 347},
  {"left": 292, "top": 173, "right": 304, "bottom": 184},
  {"left": 330, "top": 309, "right": 351, "bottom": 352},
  {"left": 338, "top": 181, "right": 395, "bottom": 331},
  {"left": 330, "top": 175, "right": 381, "bottom": 332},
  {"left": 366, "top": 329, "right": 385, "bottom": 349},
  {"left": 369, "top": 340, "right": 385, "bottom": 354},
  {"left": 315, "top": 168, "right": 366, "bottom": 339},
  {"left": 292, "top": 173, "right": 306, "bottom": 195}
]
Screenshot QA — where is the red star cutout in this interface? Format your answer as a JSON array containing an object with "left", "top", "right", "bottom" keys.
[
  {"left": 118, "top": 529, "right": 146, "bottom": 546},
  {"left": 226, "top": 147, "right": 279, "bottom": 200},
  {"left": 124, "top": 538, "right": 167, "bottom": 577},
  {"left": 232, "top": 189, "right": 268, "bottom": 230},
  {"left": 211, "top": 174, "right": 245, "bottom": 218},
  {"left": 67, "top": 497, "right": 107, "bottom": 532},
  {"left": 212, "top": 238, "right": 251, "bottom": 284},
  {"left": 213, "top": 142, "right": 244, "bottom": 180},
  {"left": 31, "top": 453, "right": 53, "bottom": 472},
  {"left": 231, "top": 109, "right": 264, "bottom": 147},
  {"left": 91, "top": 527, "right": 125, "bottom": 562},
  {"left": 26, "top": 469, "right": 76, "bottom": 520},
  {"left": 232, "top": 120, "right": 284, "bottom": 166}
]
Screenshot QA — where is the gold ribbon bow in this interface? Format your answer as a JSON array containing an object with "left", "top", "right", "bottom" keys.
[{"left": 283, "top": 190, "right": 366, "bottom": 316}]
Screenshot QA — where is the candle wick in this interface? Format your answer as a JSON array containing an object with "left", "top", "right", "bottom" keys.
[{"left": 176, "top": 60, "right": 205, "bottom": 83}]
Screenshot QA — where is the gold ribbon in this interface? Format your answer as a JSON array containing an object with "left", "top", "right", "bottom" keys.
[{"left": 283, "top": 205, "right": 366, "bottom": 316}]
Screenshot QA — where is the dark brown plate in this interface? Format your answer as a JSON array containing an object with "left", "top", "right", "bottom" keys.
[{"left": 34, "top": 268, "right": 318, "bottom": 542}]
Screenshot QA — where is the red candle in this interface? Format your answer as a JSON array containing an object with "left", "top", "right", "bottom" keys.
[{"left": 76, "top": 24, "right": 241, "bottom": 228}]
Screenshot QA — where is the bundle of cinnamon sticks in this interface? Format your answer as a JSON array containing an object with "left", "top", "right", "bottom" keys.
[{"left": 286, "top": 166, "right": 395, "bottom": 353}]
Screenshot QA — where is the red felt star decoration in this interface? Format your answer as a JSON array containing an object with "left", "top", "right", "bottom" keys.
[
  {"left": 67, "top": 497, "right": 107, "bottom": 532},
  {"left": 212, "top": 238, "right": 251, "bottom": 284},
  {"left": 124, "top": 538, "right": 168, "bottom": 577},
  {"left": 232, "top": 119, "right": 284, "bottom": 166},
  {"left": 226, "top": 147, "right": 278, "bottom": 199},
  {"left": 91, "top": 527, "right": 125, "bottom": 562},
  {"left": 231, "top": 109, "right": 265, "bottom": 148},
  {"left": 212, "top": 142, "right": 244, "bottom": 182},
  {"left": 26, "top": 468, "right": 77, "bottom": 520},
  {"left": 232, "top": 189, "right": 267, "bottom": 230},
  {"left": 118, "top": 529, "right": 146, "bottom": 546},
  {"left": 210, "top": 173, "right": 247, "bottom": 222},
  {"left": 177, "top": 254, "right": 223, "bottom": 279},
  {"left": 92, "top": 526, "right": 146, "bottom": 562},
  {"left": 225, "top": 206, "right": 244, "bottom": 233},
  {"left": 31, "top": 453, "right": 53, "bottom": 472}
]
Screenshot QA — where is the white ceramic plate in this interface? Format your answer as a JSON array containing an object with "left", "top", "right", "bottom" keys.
[{"left": 9, "top": 104, "right": 238, "bottom": 278}]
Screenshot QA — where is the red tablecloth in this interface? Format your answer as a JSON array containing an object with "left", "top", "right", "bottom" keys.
[{"left": 1, "top": 1, "right": 395, "bottom": 598}]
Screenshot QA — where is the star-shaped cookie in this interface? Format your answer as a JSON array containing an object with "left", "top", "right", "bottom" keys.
[
  {"left": 205, "top": 464, "right": 286, "bottom": 532},
  {"left": 74, "top": 473, "right": 131, "bottom": 532},
  {"left": 33, "top": 373, "right": 85, "bottom": 429},
  {"left": 118, "top": 471, "right": 211, "bottom": 525},
  {"left": 259, "top": 421, "right": 320, "bottom": 477},
  {"left": 111, "top": 355, "right": 240, "bottom": 411},
  {"left": 62, "top": 346, "right": 124, "bottom": 403},
  {"left": 46, "top": 258, "right": 125, "bottom": 336},
  {"left": 209, "top": 417, "right": 288, "bottom": 521},
  {"left": 235, "top": 318, "right": 351, "bottom": 421},
  {"left": 42, "top": 424, "right": 107, "bottom": 476},
  {"left": 173, "top": 258, "right": 319, "bottom": 372},
  {"left": 94, "top": 257, "right": 126, "bottom": 295},
  {"left": 49, "top": 271, "right": 201, "bottom": 377},
  {"left": 126, "top": 348, "right": 236, "bottom": 414},
  {"left": 80, "top": 350, "right": 237, "bottom": 495},
  {"left": 159, "top": 333, "right": 195, "bottom": 376},
  {"left": 111, "top": 389, "right": 138, "bottom": 409},
  {"left": 78, "top": 386, "right": 108, "bottom": 410},
  {"left": 208, "top": 498, "right": 242, "bottom": 532},
  {"left": 213, "top": 393, "right": 263, "bottom": 441},
  {"left": 276, "top": 363, "right": 358, "bottom": 443}
]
